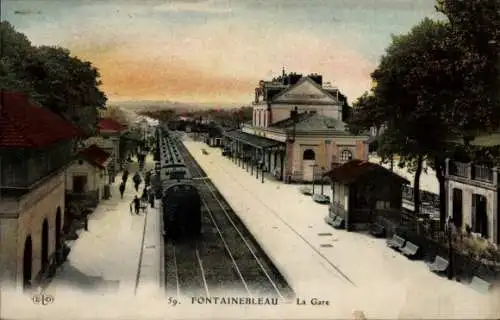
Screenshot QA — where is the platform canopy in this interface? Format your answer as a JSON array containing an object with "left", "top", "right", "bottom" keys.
[{"left": 223, "top": 130, "right": 283, "bottom": 149}]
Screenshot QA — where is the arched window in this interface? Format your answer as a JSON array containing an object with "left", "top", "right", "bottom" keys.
[
  {"left": 340, "top": 150, "right": 353, "bottom": 161},
  {"left": 303, "top": 149, "right": 315, "bottom": 160}
]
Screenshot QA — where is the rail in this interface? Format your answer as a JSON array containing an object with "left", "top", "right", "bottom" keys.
[{"left": 163, "top": 131, "right": 290, "bottom": 299}]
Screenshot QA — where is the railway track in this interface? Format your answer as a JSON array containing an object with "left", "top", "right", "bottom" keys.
[{"left": 163, "top": 133, "right": 294, "bottom": 300}]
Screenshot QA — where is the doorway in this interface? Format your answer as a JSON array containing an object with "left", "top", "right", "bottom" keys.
[
  {"left": 72, "top": 175, "right": 87, "bottom": 193},
  {"left": 23, "top": 236, "right": 32, "bottom": 290},
  {"left": 472, "top": 194, "right": 488, "bottom": 238},
  {"left": 302, "top": 149, "right": 316, "bottom": 181},
  {"left": 41, "top": 219, "right": 49, "bottom": 272},
  {"left": 55, "top": 208, "right": 62, "bottom": 252},
  {"left": 452, "top": 188, "right": 463, "bottom": 228}
]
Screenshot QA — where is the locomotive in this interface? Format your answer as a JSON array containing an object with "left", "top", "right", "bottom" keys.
[{"left": 153, "top": 127, "right": 202, "bottom": 239}]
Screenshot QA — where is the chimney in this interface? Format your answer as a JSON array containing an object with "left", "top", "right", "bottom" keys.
[{"left": 309, "top": 73, "right": 322, "bottom": 86}]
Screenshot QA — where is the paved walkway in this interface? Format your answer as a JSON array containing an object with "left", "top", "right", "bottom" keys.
[
  {"left": 183, "top": 137, "right": 500, "bottom": 319},
  {"left": 45, "top": 180, "right": 143, "bottom": 296}
]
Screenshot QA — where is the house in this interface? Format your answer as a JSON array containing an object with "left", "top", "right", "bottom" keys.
[
  {"left": 65, "top": 144, "right": 111, "bottom": 206},
  {"left": 444, "top": 130, "right": 500, "bottom": 245},
  {"left": 85, "top": 118, "right": 126, "bottom": 183},
  {"left": 0, "top": 91, "right": 84, "bottom": 290},
  {"left": 445, "top": 159, "right": 500, "bottom": 245},
  {"left": 223, "top": 70, "right": 370, "bottom": 183},
  {"left": 323, "top": 160, "right": 409, "bottom": 231}
]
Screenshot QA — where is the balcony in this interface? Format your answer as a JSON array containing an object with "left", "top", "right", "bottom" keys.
[{"left": 447, "top": 160, "right": 497, "bottom": 186}]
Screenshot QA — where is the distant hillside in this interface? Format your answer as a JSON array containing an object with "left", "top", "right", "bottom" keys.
[{"left": 107, "top": 100, "right": 243, "bottom": 112}]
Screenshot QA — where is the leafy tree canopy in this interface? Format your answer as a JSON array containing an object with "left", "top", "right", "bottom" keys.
[
  {"left": 436, "top": 0, "right": 500, "bottom": 136},
  {"left": 0, "top": 21, "right": 107, "bottom": 133}
]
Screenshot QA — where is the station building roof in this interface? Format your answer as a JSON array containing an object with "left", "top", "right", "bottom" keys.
[
  {"left": 223, "top": 130, "right": 283, "bottom": 149},
  {"left": 323, "top": 160, "right": 410, "bottom": 185},
  {"left": 0, "top": 91, "right": 85, "bottom": 148}
]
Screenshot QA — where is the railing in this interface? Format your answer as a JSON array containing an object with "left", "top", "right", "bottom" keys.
[
  {"left": 473, "top": 164, "right": 494, "bottom": 183},
  {"left": 402, "top": 184, "right": 440, "bottom": 208},
  {"left": 448, "top": 161, "right": 496, "bottom": 184},
  {"left": 449, "top": 161, "right": 470, "bottom": 178}
]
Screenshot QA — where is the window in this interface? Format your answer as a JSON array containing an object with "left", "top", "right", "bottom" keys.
[
  {"left": 340, "top": 150, "right": 353, "bottom": 161},
  {"left": 303, "top": 149, "right": 315, "bottom": 160}
]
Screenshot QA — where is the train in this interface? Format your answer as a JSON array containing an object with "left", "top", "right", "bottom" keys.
[{"left": 153, "top": 127, "right": 202, "bottom": 239}]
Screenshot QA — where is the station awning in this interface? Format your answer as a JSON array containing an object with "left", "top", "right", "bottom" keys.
[{"left": 223, "top": 130, "right": 283, "bottom": 149}]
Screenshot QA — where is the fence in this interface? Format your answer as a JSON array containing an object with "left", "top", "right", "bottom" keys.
[
  {"left": 402, "top": 184, "right": 440, "bottom": 208},
  {"left": 376, "top": 208, "right": 500, "bottom": 281}
]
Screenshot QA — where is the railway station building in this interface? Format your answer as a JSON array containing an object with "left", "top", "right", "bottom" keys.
[
  {"left": 222, "top": 71, "right": 370, "bottom": 183},
  {"left": 0, "top": 91, "right": 84, "bottom": 291}
]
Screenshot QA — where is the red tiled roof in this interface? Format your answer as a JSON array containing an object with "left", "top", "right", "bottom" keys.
[
  {"left": 0, "top": 91, "right": 85, "bottom": 148},
  {"left": 323, "top": 159, "right": 410, "bottom": 184},
  {"left": 78, "top": 144, "right": 111, "bottom": 169},
  {"left": 98, "top": 118, "right": 127, "bottom": 133}
]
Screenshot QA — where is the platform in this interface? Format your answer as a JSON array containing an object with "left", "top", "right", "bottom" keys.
[
  {"left": 39, "top": 156, "right": 162, "bottom": 297},
  {"left": 182, "top": 137, "right": 500, "bottom": 319}
]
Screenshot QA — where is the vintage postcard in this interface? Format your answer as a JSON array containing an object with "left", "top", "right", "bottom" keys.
[{"left": 1, "top": 0, "right": 500, "bottom": 319}]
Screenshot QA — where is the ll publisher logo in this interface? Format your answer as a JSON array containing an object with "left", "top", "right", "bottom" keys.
[{"left": 32, "top": 294, "right": 55, "bottom": 306}]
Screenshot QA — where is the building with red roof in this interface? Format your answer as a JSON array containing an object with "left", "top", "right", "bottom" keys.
[
  {"left": 97, "top": 118, "right": 127, "bottom": 134},
  {"left": 0, "top": 91, "right": 86, "bottom": 290},
  {"left": 84, "top": 117, "right": 128, "bottom": 183},
  {"left": 0, "top": 91, "right": 85, "bottom": 148},
  {"left": 65, "top": 144, "right": 111, "bottom": 204}
]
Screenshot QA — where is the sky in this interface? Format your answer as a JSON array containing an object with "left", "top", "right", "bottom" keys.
[{"left": 2, "top": 0, "right": 442, "bottom": 105}]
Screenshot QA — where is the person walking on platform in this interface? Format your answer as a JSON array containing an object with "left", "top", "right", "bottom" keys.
[
  {"left": 145, "top": 170, "right": 152, "bottom": 187},
  {"left": 130, "top": 196, "right": 141, "bottom": 215},
  {"left": 119, "top": 182, "right": 125, "bottom": 199},
  {"left": 122, "top": 169, "right": 129, "bottom": 184},
  {"left": 148, "top": 187, "right": 155, "bottom": 208},
  {"left": 141, "top": 187, "right": 148, "bottom": 202},
  {"left": 133, "top": 172, "right": 142, "bottom": 192}
]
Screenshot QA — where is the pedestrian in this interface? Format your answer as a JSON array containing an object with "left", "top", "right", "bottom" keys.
[
  {"left": 119, "top": 182, "right": 125, "bottom": 199},
  {"left": 133, "top": 172, "right": 142, "bottom": 192},
  {"left": 141, "top": 187, "right": 148, "bottom": 201},
  {"left": 145, "top": 170, "right": 152, "bottom": 187},
  {"left": 122, "top": 169, "right": 129, "bottom": 184},
  {"left": 148, "top": 188, "right": 155, "bottom": 208},
  {"left": 130, "top": 196, "right": 141, "bottom": 215}
]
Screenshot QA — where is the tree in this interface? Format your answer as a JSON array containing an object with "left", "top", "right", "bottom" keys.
[
  {"left": 0, "top": 22, "right": 107, "bottom": 134},
  {"left": 348, "top": 92, "right": 385, "bottom": 135},
  {"left": 0, "top": 22, "right": 34, "bottom": 93},
  {"left": 435, "top": 0, "right": 500, "bottom": 138},
  {"left": 348, "top": 18, "right": 458, "bottom": 221},
  {"left": 349, "top": 5, "right": 500, "bottom": 228}
]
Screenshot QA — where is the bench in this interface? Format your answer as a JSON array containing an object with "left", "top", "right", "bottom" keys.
[
  {"left": 332, "top": 216, "right": 345, "bottom": 229},
  {"left": 386, "top": 235, "right": 406, "bottom": 250},
  {"left": 370, "top": 223, "right": 386, "bottom": 238},
  {"left": 469, "top": 276, "right": 492, "bottom": 294},
  {"left": 427, "top": 255, "right": 449, "bottom": 274},
  {"left": 400, "top": 241, "right": 420, "bottom": 258}
]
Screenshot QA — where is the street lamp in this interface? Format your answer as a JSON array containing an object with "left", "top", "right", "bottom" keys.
[
  {"left": 311, "top": 164, "right": 319, "bottom": 194},
  {"left": 320, "top": 166, "right": 325, "bottom": 195}
]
